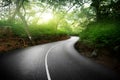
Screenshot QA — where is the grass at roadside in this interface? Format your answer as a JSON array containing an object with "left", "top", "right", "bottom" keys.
[
  {"left": 80, "top": 21, "right": 120, "bottom": 48},
  {"left": 75, "top": 21, "right": 120, "bottom": 75}
]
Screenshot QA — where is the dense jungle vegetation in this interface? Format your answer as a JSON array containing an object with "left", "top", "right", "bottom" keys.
[{"left": 0, "top": 0, "right": 120, "bottom": 74}]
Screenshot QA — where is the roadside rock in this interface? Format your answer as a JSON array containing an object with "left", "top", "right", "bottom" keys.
[{"left": 90, "top": 49, "right": 98, "bottom": 58}]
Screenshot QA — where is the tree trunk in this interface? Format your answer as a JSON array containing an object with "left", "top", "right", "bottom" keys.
[
  {"left": 8, "top": 0, "right": 34, "bottom": 45},
  {"left": 96, "top": 7, "right": 101, "bottom": 22},
  {"left": 17, "top": 12, "right": 34, "bottom": 45},
  {"left": 91, "top": 0, "right": 101, "bottom": 22}
]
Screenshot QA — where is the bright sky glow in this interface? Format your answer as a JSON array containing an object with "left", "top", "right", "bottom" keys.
[
  {"left": 41, "top": 12, "right": 53, "bottom": 22},
  {"left": 27, "top": 4, "right": 54, "bottom": 24},
  {"left": 26, "top": 2, "right": 90, "bottom": 25},
  {"left": 30, "top": 3, "right": 53, "bottom": 23},
  {"left": 35, "top": 12, "right": 53, "bottom": 24},
  {"left": 84, "top": 3, "right": 91, "bottom": 8}
]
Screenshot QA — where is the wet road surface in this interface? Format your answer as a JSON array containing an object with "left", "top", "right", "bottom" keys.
[{"left": 0, "top": 37, "right": 119, "bottom": 80}]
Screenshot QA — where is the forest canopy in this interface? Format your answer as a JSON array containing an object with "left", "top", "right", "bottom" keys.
[{"left": 0, "top": 0, "right": 120, "bottom": 48}]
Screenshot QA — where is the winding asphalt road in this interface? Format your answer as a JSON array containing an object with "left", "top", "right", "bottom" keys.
[{"left": 0, "top": 37, "right": 119, "bottom": 80}]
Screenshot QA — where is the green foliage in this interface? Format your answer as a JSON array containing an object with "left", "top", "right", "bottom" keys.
[
  {"left": 0, "top": 20, "right": 10, "bottom": 26},
  {"left": 91, "top": 0, "right": 120, "bottom": 21},
  {"left": 0, "top": 0, "right": 93, "bottom": 40},
  {"left": 0, "top": 21, "right": 27, "bottom": 38},
  {"left": 0, "top": 20, "right": 71, "bottom": 39},
  {"left": 11, "top": 22, "right": 27, "bottom": 37},
  {"left": 80, "top": 21, "right": 120, "bottom": 48}
]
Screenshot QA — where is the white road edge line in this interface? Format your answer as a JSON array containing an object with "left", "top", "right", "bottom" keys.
[{"left": 45, "top": 42, "right": 65, "bottom": 80}]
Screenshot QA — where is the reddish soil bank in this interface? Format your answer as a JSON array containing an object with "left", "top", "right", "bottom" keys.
[{"left": 0, "top": 35, "right": 69, "bottom": 52}]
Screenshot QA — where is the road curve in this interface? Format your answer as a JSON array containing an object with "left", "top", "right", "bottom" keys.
[{"left": 0, "top": 36, "right": 119, "bottom": 80}]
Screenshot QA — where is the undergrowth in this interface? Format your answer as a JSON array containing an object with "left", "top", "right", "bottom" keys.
[{"left": 80, "top": 21, "right": 120, "bottom": 48}]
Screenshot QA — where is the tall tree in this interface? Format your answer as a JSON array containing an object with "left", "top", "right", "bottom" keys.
[
  {"left": 91, "top": 0, "right": 120, "bottom": 21},
  {"left": 1, "top": 0, "right": 34, "bottom": 44}
]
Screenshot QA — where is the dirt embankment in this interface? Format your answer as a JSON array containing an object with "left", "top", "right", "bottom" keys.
[
  {"left": 75, "top": 41, "right": 120, "bottom": 75},
  {"left": 0, "top": 36, "right": 69, "bottom": 52}
]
